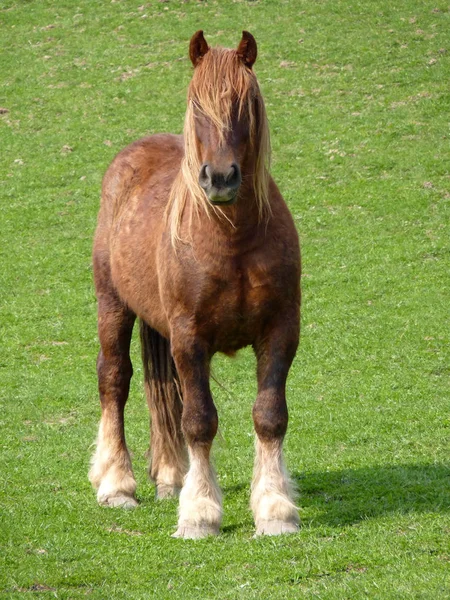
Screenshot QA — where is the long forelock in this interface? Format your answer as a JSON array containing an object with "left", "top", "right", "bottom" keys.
[
  {"left": 188, "top": 47, "right": 257, "bottom": 136},
  {"left": 166, "top": 46, "right": 271, "bottom": 246}
]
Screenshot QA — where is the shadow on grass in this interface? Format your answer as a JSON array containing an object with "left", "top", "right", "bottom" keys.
[
  {"left": 222, "top": 482, "right": 247, "bottom": 495},
  {"left": 292, "top": 463, "right": 450, "bottom": 526}
]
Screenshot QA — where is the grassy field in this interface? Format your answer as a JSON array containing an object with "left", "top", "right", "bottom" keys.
[{"left": 1, "top": 0, "right": 449, "bottom": 598}]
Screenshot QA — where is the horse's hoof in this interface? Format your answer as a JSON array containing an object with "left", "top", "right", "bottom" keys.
[
  {"left": 255, "top": 519, "right": 299, "bottom": 536},
  {"left": 156, "top": 484, "right": 181, "bottom": 500},
  {"left": 99, "top": 494, "right": 138, "bottom": 509},
  {"left": 171, "top": 524, "right": 220, "bottom": 539}
]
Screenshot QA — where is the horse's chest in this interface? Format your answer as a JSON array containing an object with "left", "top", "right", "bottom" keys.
[
  {"left": 213, "top": 268, "right": 270, "bottom": 311},
  {"left": 196, "top": 265, "right": 277, "bottom": 350}
]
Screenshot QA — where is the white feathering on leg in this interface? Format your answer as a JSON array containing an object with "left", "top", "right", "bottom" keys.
[
  {"left": 251, "top": 437, "right": 299, "bottom": 535},
  {"left": 154, "top": 460, "right": 187, "bottom": 499},
  {"left": 89, "top": 418, "right": 137, "bottom": 509},
  {"left": 173, "top": 446, "right": 222, "bottom": 539}
]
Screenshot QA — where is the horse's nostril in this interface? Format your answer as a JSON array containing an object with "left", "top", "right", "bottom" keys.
[
  {"left": 199, "top": 163, "right": 212, "bottom": 190},
  {"left": 225, "top": 163, "right": 241, "bottom": 187},
  {"left": 200, "top": 163, "right": 241, "bottom": 193},
  {"left": 225, "top": 164, "right": 235, "bottom": 183}
]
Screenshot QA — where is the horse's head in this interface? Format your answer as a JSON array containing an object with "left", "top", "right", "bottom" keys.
[{"left": 186, "top": 31, "right": 268, "bottom": 208}]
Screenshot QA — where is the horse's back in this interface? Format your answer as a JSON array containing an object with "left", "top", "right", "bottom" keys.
[
  {"left": 99, "top": 133, "right": 183, "bottom": 226},
  {"left": 93, "top": 134, "right": 183, "bottom": 332}
]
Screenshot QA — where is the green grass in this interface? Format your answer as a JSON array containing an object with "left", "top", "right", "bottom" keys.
[{"left": 1, "top": 0, "right": 449, "bottom": 598}]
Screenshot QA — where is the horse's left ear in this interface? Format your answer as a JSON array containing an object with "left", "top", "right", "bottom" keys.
[
  {"left": 236, "top": 31, "right": 257, "bottom": 69},
  {"left": 189, "top": 30, "right": 209, "bottom": 67}
]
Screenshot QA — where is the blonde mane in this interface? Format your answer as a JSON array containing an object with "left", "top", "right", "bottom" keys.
[{"left": 166, "top": 47, "right": 271, "bottom": 245}]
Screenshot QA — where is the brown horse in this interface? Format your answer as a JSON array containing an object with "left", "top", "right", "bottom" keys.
[{"left": 89, "top": 31, "right": 301, "bottom": 538}]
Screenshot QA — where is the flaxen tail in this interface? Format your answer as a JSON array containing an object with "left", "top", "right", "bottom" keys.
[{"left": 140, "top": 321, "right": 187, "bottom": 494}]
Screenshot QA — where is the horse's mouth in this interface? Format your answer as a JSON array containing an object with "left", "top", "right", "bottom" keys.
[
  {"left": 209, "top": 195, "right": 238, "bottom": 207},
  {"left": 208, "top": 188, "right": 238, "bottom": 206}
]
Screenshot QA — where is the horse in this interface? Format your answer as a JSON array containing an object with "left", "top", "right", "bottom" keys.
[{"left": 89, "top": 30, "right": 301, "bottom": 539}]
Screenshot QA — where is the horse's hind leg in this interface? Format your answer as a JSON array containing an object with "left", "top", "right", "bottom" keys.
[
  {"left": 89, "top": 285, "right": 137, "bottom": 509},
  {"left": 251, "top": 316, "right": 300, "bottom": 535},
  {"left": 140, "top": 322, "right": 188, "bottom": 499}
]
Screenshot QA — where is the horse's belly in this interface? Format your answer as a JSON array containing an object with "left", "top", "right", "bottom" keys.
[{"left": 109, "top": 208, "right": 170, "bottom": 337}]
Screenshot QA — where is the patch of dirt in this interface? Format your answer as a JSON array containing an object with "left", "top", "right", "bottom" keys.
[
  {"left": 279, "top": 60, "right": 296, "bottom": 68},
  {"left": 107, "top": 524, "right": 144, "bottom": 536}
]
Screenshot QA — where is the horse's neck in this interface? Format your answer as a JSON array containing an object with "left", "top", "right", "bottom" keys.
[{"left": 188, "top": 191, "right": 265, "bottom": 259}]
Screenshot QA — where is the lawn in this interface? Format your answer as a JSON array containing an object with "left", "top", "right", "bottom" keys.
[{"left": 1, "top": 0, "right": 449, "bottom": 598}]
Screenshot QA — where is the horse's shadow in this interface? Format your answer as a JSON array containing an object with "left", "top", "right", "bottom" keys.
[{"left": 291, "top": 462, "right": 449, "bottom": 527}]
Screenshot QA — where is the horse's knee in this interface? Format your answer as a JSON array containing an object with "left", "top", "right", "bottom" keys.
[
  {"left": 97, "top": 351, "right": 133, "bottom": 398},
  {"left": 182, "top": 404, "right": 218, "bottom": 446},
  {"left": 170, "top": 335, "right": 217, "bottom": 445},
  {"left": 253, "top": 395, "right": 288, "bottom": 441}
]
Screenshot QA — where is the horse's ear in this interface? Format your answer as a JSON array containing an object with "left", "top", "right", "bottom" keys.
[
  {"left": 189, "top": 30, "right": 209, "bottom": 67},
  {"left": 236, "top": 31, "right": 257, "bottom": 69}
]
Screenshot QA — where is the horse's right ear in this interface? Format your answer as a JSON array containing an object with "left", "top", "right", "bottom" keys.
[{"left": 189, "top": 30, "right": 209, "bottom": 67}]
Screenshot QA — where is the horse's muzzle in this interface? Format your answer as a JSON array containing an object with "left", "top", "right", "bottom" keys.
[{"left": 199, "top": 163, "right": 241, "bottom": 205}]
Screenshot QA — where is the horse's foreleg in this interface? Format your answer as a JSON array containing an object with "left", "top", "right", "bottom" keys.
[
  {"left": 251, "top": 318, "right": 300, "bottom": 535},
  {"left": 89, "top": 295, "right": 137, "bottom": 508},
  {"left": 171, "top": 337, "right": 222, "bottom": 539}
]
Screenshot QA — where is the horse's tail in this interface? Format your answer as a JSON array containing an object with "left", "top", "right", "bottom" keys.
[{"left": 139, "top": 320, "right": 187, "bottom": 493}]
